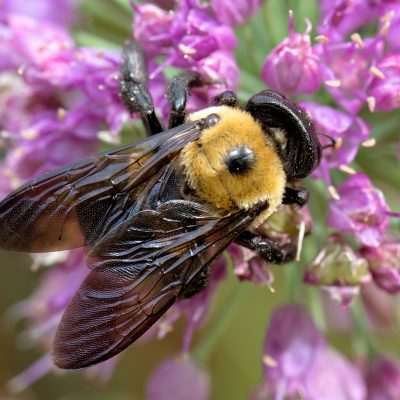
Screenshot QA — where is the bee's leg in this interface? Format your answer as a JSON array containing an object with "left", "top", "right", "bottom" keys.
[
  {"left": 167, "top": 71, "right": 205, "bottom": 128},
  {"left": 181, "top": 265, "right": 211, "bottom": 299},
  {"left": 119, "top": 38, "right": 163, "bottom": 135},
  {"left": 282, "top": 187, "right": 309, "bottom": 207},
  {"left": 214, "top": 90, "right": 238, "bottom": 107},
  {"left": 235, "top": 231, "right": 296, "bottom": 264}
]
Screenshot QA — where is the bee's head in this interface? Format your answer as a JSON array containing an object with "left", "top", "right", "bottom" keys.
[
  {"left": 182, "top": 106, "right": 286, "bottom": 215},
  {"left": 244, "top": 90, "right": 321, "bottom": 181}
]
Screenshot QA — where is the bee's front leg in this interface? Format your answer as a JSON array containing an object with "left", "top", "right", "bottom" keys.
[
  {"left": 235, "top": 231, "right": 296, "bottom": 264},
  {"left": 119, "top": 38, "right": 163, "bottom": 135},
  {"left": 167, "top": 71, "right": 205, "bottom": 129}
]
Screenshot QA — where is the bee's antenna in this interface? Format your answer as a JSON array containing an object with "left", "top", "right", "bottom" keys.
[{"left": 318, "top": 131, "right": 340, "bottom": 150}]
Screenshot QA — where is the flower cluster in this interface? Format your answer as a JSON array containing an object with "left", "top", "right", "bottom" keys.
[
  {"left": 1, "top": 0, "right": 400, "bottom": 399},
  {"left": 132, "top": 0, "right": 242, "bottom": 116},
  {"left": 262, "top": 0, "right": 400, "bottom": 307}
]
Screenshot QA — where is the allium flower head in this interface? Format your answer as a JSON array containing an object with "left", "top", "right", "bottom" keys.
[
  {"left": 328, "top": 174, "right": 390, "bottom": 247},
  {"left": 262, "top": 12, "right": 321, "bottom": 95}
]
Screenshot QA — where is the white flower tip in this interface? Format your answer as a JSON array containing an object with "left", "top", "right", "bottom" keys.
[
  {"left": 367, "top": 96, "right": 376, "bottom": 112},
  {"left": 97, "top": 130, "right": 120, "bottom": 144},
  {"left": 268, "top": 285, "right": 276, "bottom": 294},
  {"left": 350, "top": 33, "right": 364, "bottom": 48},
  {"left": 324, "top": 79, "right": 341, "bottom": 88},
  {"left": 17, "top": 65, "right": 25, "bottom": 76},
  {"left": 57, "top": 108, "right": 66, "bottom": 121},
  {"left": 263, "top": 355, "right": 278, "bottom": 367},
  {"left": 380, "top": 20, "right": 391, "bottom": 36},
  {"left": 369, "top": 66, "right": 385, "bottom": 80},
  {"left": 315, "top": 35, "right": 329, "bottom": 43},
  {"left": 296, "top": 220, "right": 306, "bottom": 262},
  {"left": 334, "top": 137, "right": 343, "bottom": 149},
  {"left": 362, "top": 138, "right": 376, "bottom": 147},
  {"left": 339, "top": 164, "right": 356, "bottom": 175},
  {"left": 21, "top": 129, "right": 39, "bottom": 140},
  {"left": 328, "top": 185, "right": 340, "bottom": 200}
]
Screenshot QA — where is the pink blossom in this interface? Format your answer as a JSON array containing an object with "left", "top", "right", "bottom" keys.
[
  {"left": 361, "top": 241, "right": 400, "bottom": 294},
  {"left": 366, "top": 355, "right": 400, "bottom": 400},
  {"left": 146, "top": 357, "right": 210, "bottom": 400},
  {"left": 328, "top": 174, "right": 389, "bottom": 247},
  {"left": 368, "top": 54, "right": 400, "bottom": 112},
  {"left": 211, "top": 0, "right": 267, "bottom": 26},
  {"left": 262, "top": 14, "right": 321, "bottom": 95}
]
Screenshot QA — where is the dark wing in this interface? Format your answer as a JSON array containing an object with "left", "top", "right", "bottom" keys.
[
  {"left": 0, "top": 121, "right": 204, "bottom": 252},
  {"left": 53, "top": 199, "right": 268, "bottom": 369}
]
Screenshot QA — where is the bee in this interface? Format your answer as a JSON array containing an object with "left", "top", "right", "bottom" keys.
[{"left": 0, "top": 39, "right": 321, "bottom": 369}]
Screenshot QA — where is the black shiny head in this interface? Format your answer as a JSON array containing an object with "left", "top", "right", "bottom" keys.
[
  {"left": 244, "top": 90, "right": 321, "bottom": 181},
  {"left": 224, "top": 146, "right": 256, "bottom": 175}
]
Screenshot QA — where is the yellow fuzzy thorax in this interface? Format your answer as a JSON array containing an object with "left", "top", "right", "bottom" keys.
[{"left": 181, "top": 106, "right": 286, "bottom": 225}]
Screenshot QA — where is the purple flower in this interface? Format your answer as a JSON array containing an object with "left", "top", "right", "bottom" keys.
[
  {"left": 0, "top": 15, "right": 126, "bottom": 192},
  {"left": 211, "top": 0, "right": 267, "bottom": 26},
  {"left": 366, "top": 355, "right": 400, "bottom": 400},
  {"left": 361, "top": 241, "right": 400, "bottom": 294},
  {"left": 0, "top": 0, "right": 79, "bottom": 27},
  {"left": 381, "top": 4, "right": 400, "bottom": 52},
  {"left": 132, "top": 0, "right": 239, "bottom": 109},
  {"left": 304, "top": 348, "right": 366, "bottom": 400},
  {"left": 146, "top": 357, "right": 210, "bottom": 400},
  {"left": 252, "top": 305, "right": 366, "bottom": 399},
  {"left": 318, "top": 0, "right": 386, "bottom": 42},
  {"left": 368, "top": 54, "right": 400, "bottom": 112},
  {"left": 304, "top": 235, "right": 371, "bottom": 306},
  {"left": 262, "top": 13, "right": 321, "bottom": 95},
  {"left": 316, "top": 38, "right": 384, "bottom": 114},
  {"left": 170, "top": 1, "right": 237, "bottom": 69},
  {"left": 132, "top": 4, "right": 173, "bottom": 58},
  {"left": 229, "top": 244, "right": 274, "bottom": 287},
  {"left": 257, "top": 304, "right": 325, "bottom": 397},
  {"left": 300, "top": 102, "right": 370, "bottom": 183},
  {"left": 328, "top": 174, "right": 389, "bottom": 247}
]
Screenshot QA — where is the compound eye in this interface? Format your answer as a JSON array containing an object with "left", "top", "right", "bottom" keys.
[{"left": 224, "top": 146, "right": 255, "bottom": 175}]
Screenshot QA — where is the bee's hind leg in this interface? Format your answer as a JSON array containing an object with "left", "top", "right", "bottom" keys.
[
  {"left": 119, "top": 38, "right": 163, "bottom": 135},
  {"left": 235, "top": 231, "right": 296, "bottom": 264}
]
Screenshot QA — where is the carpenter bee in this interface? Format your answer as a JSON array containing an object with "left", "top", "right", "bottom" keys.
[{"left": 0, "top": 39, "right": 321, "bottom": 369}]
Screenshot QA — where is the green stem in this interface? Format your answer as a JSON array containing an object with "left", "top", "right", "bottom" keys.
[
  {"left": 350, "top": 299, "right": 379, "bottom": 357},
  {"left": 193, "top": 283, "right": 246, "bottom": 364}
]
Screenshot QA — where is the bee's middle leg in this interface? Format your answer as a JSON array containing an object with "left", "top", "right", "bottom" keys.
[{"left": 235, "top": 231, "right": 296, "bottom": 264}]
